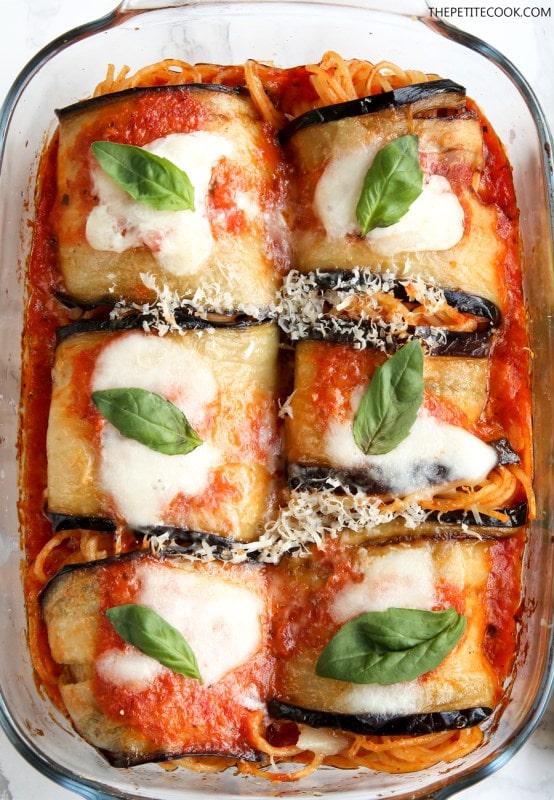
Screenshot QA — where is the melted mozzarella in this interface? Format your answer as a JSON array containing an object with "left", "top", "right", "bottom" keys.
[
  {"left": 314, "top": 148, "right": 375, "bottom": 239},
  {"left": 335, "top": 681, "right": 427, "bottom": 715},
  {"left": 314, "top": 145, "right": 464, "bottom": 253},
  {"left": 96, "top": 563, "right": 264, "bottom": 689},
  {"left": 325, "top": 408, "right": 498, "bottom": 496},
  {"left": 367, "top": 176, "right": 465, "bottom": 255},
  {"left": 96, "top": 646, "right": 162, "bottom": 692},
  {"left": 329, "top": 545, "right": 438, "bottom": 715},
  {"left": 92, "top": 333, "right": 221, "bottom": 526},
  {"left": 330, "top": 547, "right": 436, "bottom": 623},
  {"left": 296, "top": 726, "right": 350, "bottom": 756},
  {"left": 86, "top": 132, "right": 235, "bottom": 276}
]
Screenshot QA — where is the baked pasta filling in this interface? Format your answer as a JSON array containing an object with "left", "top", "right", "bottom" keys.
[{"left": 19, "top": 52, "right": 532, "bottom": 782}]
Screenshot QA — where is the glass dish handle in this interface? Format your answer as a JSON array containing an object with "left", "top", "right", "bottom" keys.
[{"left": 117, "top": 0, "right": 433, "bottom": 18}]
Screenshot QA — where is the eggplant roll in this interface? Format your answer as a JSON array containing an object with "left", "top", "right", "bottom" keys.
[
  {"left": 277, "top": 269, "right": 500, "bottom": 356},
  {"left": 286, "top": 100, "right": 506, "bottom": 307},
  {"left": 46, "top": 324, "right": 281, "bottom": 541},
  {"left": 41, "top": 552, "right": 273, "bottom": 765},
  {"left": 270, "top": 536, "right": 522, "bottom": 731},
  {"left": 286, "top": 341, "right": 501, "bottom": 495},
  {"left": 52, "top": 85, "right": 287, "bottom": 310}
]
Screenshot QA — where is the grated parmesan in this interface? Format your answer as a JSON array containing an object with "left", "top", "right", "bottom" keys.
[
  {"left": 108, "top": 272, "right": 273, "bottom": 337},
  {"left": 147, "top": 486, "right": 430, "bottom": 566},
  {"left": 274, "top": 268, "right": 451, "bottom": 350}
]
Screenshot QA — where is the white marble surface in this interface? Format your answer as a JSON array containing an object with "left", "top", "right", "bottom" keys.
[{"left": 0, "top": 1, "right": 553, "bottom": 798}]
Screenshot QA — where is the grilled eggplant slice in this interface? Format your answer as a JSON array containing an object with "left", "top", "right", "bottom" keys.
[
  {"left": 279, "top": 79, "right": 466, "bottom": 143},
  {"left": 285, "top": 90, "right": 508, "bottom": 308},
  {"left": 41, "top": 551, "right": 272, "bottom": 766},
  {"left": 46, "top": 324, "right": 281, "bottom": 541},
  {"left": 277, "top": 269, "right": 500, "bottom": 355},
  {"left": 268, "top": 700, "right": 491, "bottom": 737},
  {"left": 55, "top": 310, "right": 265, "bottom": 344},
  {"left": 299, "top": 270, "right": 500, "bottom": 324},
  {"left": 270, "top": 537, "right": 522, "bottom": 728},
  {"left": 286, "top": 340, "right": 497, "bottom": 491},
  {"left": 52, "top": 84, "right": 286, "bottom": 310},
  {"left": 284, "top": 317, "right": 494, "bottom": 357}
]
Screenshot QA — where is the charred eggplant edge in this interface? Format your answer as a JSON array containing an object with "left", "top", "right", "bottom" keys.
[
  {"left": 287, "top": 466, "right": 528, "bottom": 529},
  {"left": 104, "top": 745, "right": 265, "bottom": 769},
  {"left": 55, "top": 83, "right": 250, "bottom": 120},
  {"left": 44, "top": 515, "right": 250, "bottom": 558},
  {"left": 268, "top": 699, "right": 491, "bottom": 737},
  {"left": 283, "top": 318, "right": 494, "bottom": 357},
  {"left": 55, "top": 312, "right": 268, "bottom": 343},
  {"left": 304, "top": 271, "right": 500, "bottom": 327},
  {"left": 279, "top": 79, "right": 466, "bottom": 143}
]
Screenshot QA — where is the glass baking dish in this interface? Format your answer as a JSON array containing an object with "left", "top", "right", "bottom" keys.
[{"left": 0, "top": 1, "right": 553, "bottom": 798}]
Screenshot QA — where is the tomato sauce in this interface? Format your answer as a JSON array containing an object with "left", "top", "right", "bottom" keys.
[
  {"left": 19, "top": 138, "right": 69, "bottom": 562},
  {"left": 483, "top": 534, "right": 525, "bottom": 682},
  {"left": 92, "top": 556, "right": 274, "bottom": 758},
  {"left": 303, "top": 343, "right": 384, "bottom": 424}
]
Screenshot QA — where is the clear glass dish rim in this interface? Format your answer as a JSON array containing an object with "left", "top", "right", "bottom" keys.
[{"left": 0, "top": 2, "right": 553, "bottom": 799}]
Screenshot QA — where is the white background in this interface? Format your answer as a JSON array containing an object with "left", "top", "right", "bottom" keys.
[{"left": 0, "top": 1, "right": 553, "bottom": 799}]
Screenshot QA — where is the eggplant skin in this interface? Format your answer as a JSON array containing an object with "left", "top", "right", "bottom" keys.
[
  {"left": 442, "top": 289, "right": 500, "bottom": 327},
  {"left": 103, "top": 746, "right": 264, "bottom": 769},
  {"left": 289, "top": 463, "right": 443, "bottom": 499},
  {"left": 44, "top": 516, "right": 250, "bottom": 560},
  {"left": 55, "top": 312, "right": 264, "bottom": 344},
  {"left": 268, "top": 699, "right": 491, "bottom": 737},
  {"left": 288, "top": 466, "right": 528, "bottom": 529},
  {"left": 285, "top": 317, "right": 494, "bottom": 357},
  {"left": 428, "top": 502, "right": 528, "bottom": 528},
  {"left": 55, "top": 83, "right": 249, "bottom": 120},
  {"left": 279, "top": 79, "right": 466, "bottom": 143},
  {"left": 48, "top": 512, "right": 117, "bottom": 533},
  {"left": 300, "top": 271, "right": 500, "bottom": 329}
]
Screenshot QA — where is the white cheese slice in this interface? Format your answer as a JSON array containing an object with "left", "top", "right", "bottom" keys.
[
  {"left": 314, "top": 144, "right": 464, "bottom": 253},
  {"left": 329, "top": 544, "right": 438, "bottom": 715},
  {"left": 324, "top": 407, "right": 498, "bottom": 496},
  {"left": 367, "top": 175, "right": 465, "bottom": 256},
  {"left": 335, "top": 680, "right": 427, "bottom": 716},
  {"left": 97, "top": 562, "right": 264, "bottom": 689},
  {"left": 86, "top": 131, "right": 235, "bottom": 276},
  {"left": 296, "top": 725, "right": 350, "bottom": 756},
  {"left": 96, "top": 646, "right": 162, "bottom": 692},
  {"left": 314, "top": 147, "right": 375, "bottom": 240},
  {"left": 330, "top": 546, "right": 436, "bottom": 623},
  {"left": 92, "top": 332, "right": 221, "bottom": 526}
]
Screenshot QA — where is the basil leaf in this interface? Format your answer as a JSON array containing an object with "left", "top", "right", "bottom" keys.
[
  {"left": 352, "top": 339, "right": 424, "bottom": 456},
  {"left": 91, "top": 141, "right": 195, "bottom": 212},
  {"left": 106, "top": 604, "right": 203, "bottom": 683},
  {"left": 92, "top": 387, "right": 203, "bottom": 456},
  {"left": 355, "top": 134, "right": 423, "bottom": 235},
  {"left": 315, "top": 607, "right": 466, "bottom": 686}
]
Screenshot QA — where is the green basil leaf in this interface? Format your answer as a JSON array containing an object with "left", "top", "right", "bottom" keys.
[
  {"left": 355, "top": 134, "right": 423, "bottom": 235},
  {"left": 352, "top": 339, "right": 424, "bottom": 456},
  {"left": 91, "top": 141, "right": 195, "bottom": 211},
  {"left": 92, "top": 387, "right": 203, "bottom": 456},
  {"left": 315, "top": 607, "right": 466, "bottom": 686},
  {"left": 106, "top": 604, "right": 203, "bottom": 683}
]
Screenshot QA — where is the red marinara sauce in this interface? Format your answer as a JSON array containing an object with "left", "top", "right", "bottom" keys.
[{"left": 92, "top": 556, "right": 275, "bottom": 759}]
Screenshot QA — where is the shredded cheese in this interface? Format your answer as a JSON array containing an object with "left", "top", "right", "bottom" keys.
[
  {"left": 274, "top": 268, "right": 452, "bottom": 349},
  {"left": 148, "top": 486, "right": 430, "bottom": 565},
  {"left": 108, "top": 272, "right": 272, "bottom": 336}
]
